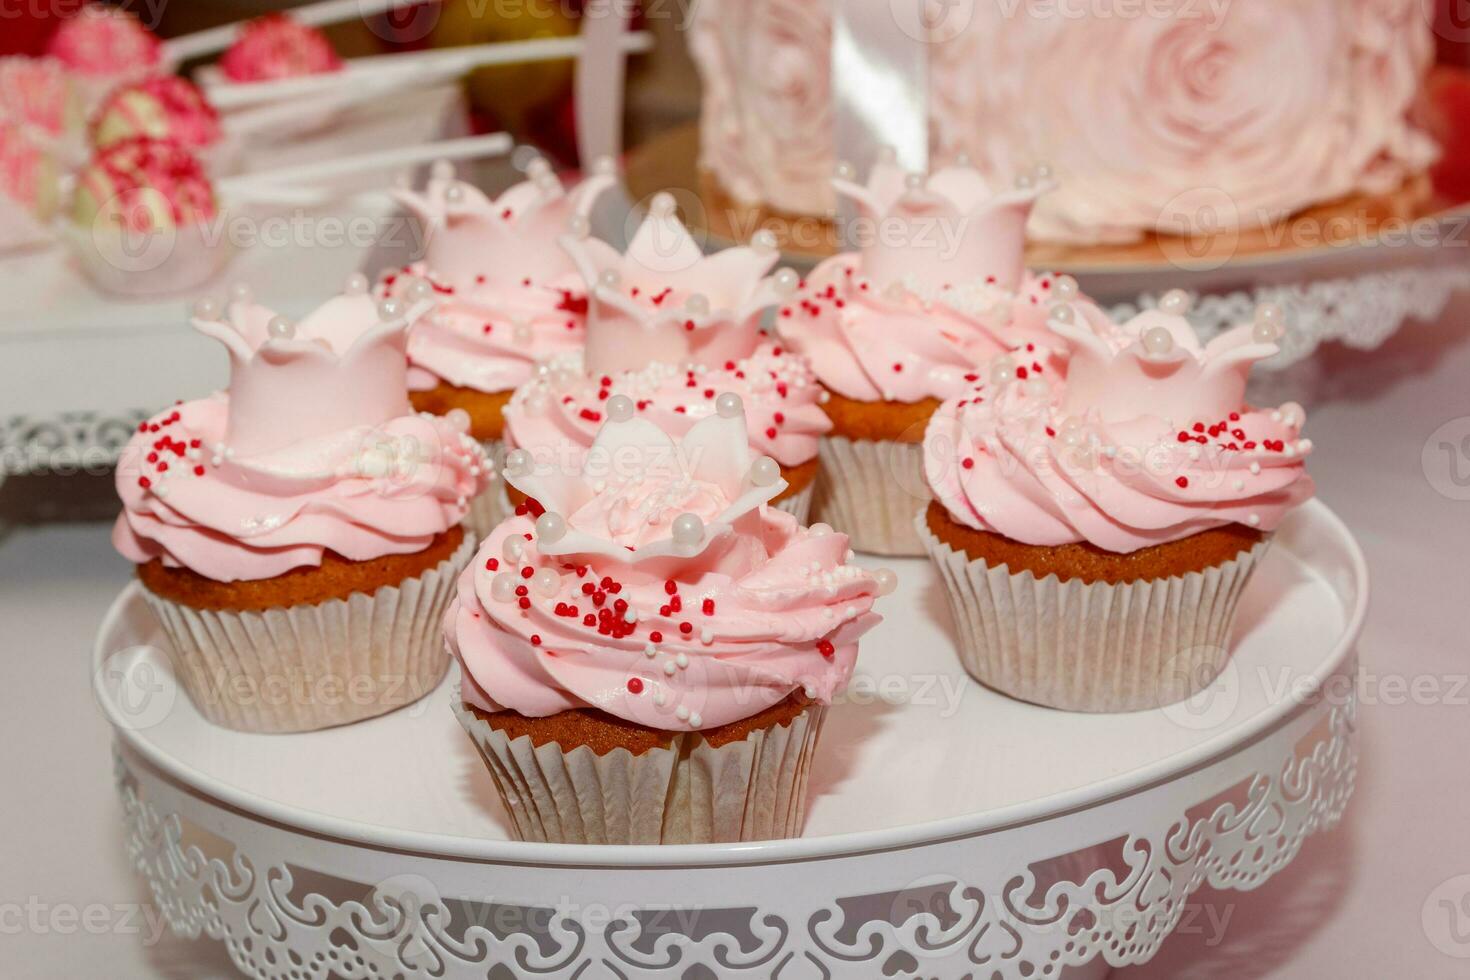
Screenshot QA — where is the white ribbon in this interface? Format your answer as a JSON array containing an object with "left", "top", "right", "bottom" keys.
[{"left": 831, "top": 0, "right": 930, "bottom": 240}]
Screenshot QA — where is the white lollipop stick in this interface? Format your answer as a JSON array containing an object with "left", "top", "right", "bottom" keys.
[
  {"left": 205, "top": 31, "right": 655, "bottom": 110},
  {"left": 219, "top": 132, "right": 512, "bottom": 204},
  {"left": 164, "top": 0, "right": 414, "bottom": 63}
]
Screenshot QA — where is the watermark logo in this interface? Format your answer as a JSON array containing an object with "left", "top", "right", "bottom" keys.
[
  {"left": 96, "top": 647, "right": 178, "bottom": 732},
  {"left": 1424, "top": 875, "right": 1470, "bottom": 958},
  {"left": 1423, "top": 417, "right": 1470, "bottom": 502}
]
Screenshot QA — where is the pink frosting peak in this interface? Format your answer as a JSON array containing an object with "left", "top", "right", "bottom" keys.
[
  {"left": 46, "top": 4, "right": 162, "bottom": 79},
  {"left": 449, "top": 399, "right": 885, "bottom": 729},
  {"left": 220, "top": 13, "right": 343, "bottom": 83},
  {"left": 385, "top": 162, "right": 614, "bottom": 393},
  {"left": 925, "top": 298, "right": 1315, "bottom": 553},
  {"left": 835, "top": 153, "right": 1051, "bottom": 295},
  {"left": 113, "top": 282, "right": 492, "bottom": 582},
  {"left": 562, "top": 191, "right": 795, "bottom": 376}
]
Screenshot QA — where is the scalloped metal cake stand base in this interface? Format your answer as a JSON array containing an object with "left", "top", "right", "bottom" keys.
[{"left": 114, "top": 685, "right": 1355, "bottom": 980}]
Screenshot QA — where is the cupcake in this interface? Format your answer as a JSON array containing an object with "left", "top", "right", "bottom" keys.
[
  {"left": 381, "top": 158, "right": 612, "bottom": 534},
  {"left": 91, "top": 76, "right": 222, "bottom": 155},
  {"left": 504, "top": 192, "right": 829, "bottom": 523},
  {"left": 920, "top": 292, "right": 1314, "bottom": 711},
  {"left": 220, "top": 13, "right": 343, "bottom": 83},
  {"left": 449, "top": 392, "right": 890, "bottom": 843},
  {"left": 46, "top": 4, "right": 163, "bottom": 103},
  {"left": 113, "top": 281, "right": 491, "bottom": 732},
  {"left": 68, "top": 136, "right": 227, "bottom": 296},
  {"left": 0, "top": 120, "right": 61, "bottom": 252},
  {"left": 778, "top": 155, "right": 1092, "bottom": 555}
]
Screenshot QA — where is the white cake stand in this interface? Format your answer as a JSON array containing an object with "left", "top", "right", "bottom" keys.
[{"left": 96, "top": 500, "right": 1365, "bottom": 979}]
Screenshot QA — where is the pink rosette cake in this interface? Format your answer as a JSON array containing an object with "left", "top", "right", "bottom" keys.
[
  {"left": 381, "top": 158, "right": 614, "bottom": 532},
  {"left": 0, "top": 119, "right": 60, "bottom": 252},
  {"left": 690, "top": 0, "right": 1437, "bottom": 245},
  {"left": 503, "top": 191, "right": 829, "bottom": 523},
  {"left": 91, "top": 76, "right": 222, "bottom": 154},
  {"left": 220, "top": 13, "right": 343, "bottom": 83},
  {"left": 449, "top": 394, "right": 891, "bottom": 843},
  {"left": 778, "top": 156, "right": 1094, "bottom": 555},
  {"left": 920, "top": 291, "right": 1314, "bottom": 711},
  {"left": 113, "top": 281, "right": 491, "bottom": 732},
  {"left": 46, "top": 4, "right": 162, "bottom": 101}
]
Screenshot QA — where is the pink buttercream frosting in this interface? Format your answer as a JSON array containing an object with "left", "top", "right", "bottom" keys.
[
  {"left": 220, "top": 14, "right": 342, "bottom": 83},
  {"left": 383, "top": 162, "right": 612, "bottom": 394},
  {"left": 90, "top": 76, "right": 221, "bottom": 151},
  {"left": 46, "top": 4, "right": 162, "bottom": 79},
  {"left": 448, "top": 402, "right": 885, "bottom": 729},
  {"left": 691, "top": 0, "right": 1437, "bottom": 245},
  {"left": 113, "top": 288, "right": 491, "bottom": 582},
  {"left": 925, "top": 300, "right": 1315, "bottom": 553}
]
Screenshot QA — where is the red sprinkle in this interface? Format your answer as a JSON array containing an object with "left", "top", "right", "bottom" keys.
[
  {"left": 530, "top": 635, "right": 542, "bottom": 646},
  {"left": 520, "top": 566, "right": 535, "bottom": 579},
  {"left": 1176, "top": 477, "right": 1189, "bottom": 488},
  {"left": 486, "top": 558, "right": 499, "bottom": 571},
  {"left": 627, "top": 677, "right": 644, "bottom": 694},
  {"left": 817, "top": 639, "right": 835, "bottom": 659},
  {"left": 664, "top": 580, "right": 677, "bottom": 595},
  {"left": 679, "top": 622, "right": 693, "bottom": 634},
  {"left": 702, "top": 598, "right": 715, "bottom": 615},
  {"left": 962, "top": 458, "right": 975, "bottom": 469},
  {"left": 517, "top": 597, "right": 531, "bottom": 610}
]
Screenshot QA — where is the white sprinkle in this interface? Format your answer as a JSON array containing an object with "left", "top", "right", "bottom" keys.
[
  {"left": 663, "top": 661, "right": 677, "bottom": 676},
  {"left": 1248, "top": 513, "right": 1261, "bottom": 526},
  {"left": 653, "top": 692, "right": 667, "bottom": 707},
  {"left": 700, "top": 628, "right": 714, "bottom": 644},
  {"left": 675, "top": 653, "right": 689, "bottom": 669},
  {"left": 624, "top": 609, "right": 639, "bottom": 624},
  {"left": 644, "top": 644, "right": 657, "bottom": 658},
  {"left": 689, "top": 712, "right": 702, "bottom": 728},
  {"left": 675, "top": 705, "right": 690, "bottom": 721},
  {"left": 1233, "top": 480, "right": 1245, "bottom": 492},
  {"left": 1249, "top": 462, "right": 1261, "bottom": 475}
]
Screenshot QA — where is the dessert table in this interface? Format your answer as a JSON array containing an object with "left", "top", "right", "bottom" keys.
[{"left": 2, "top": 290, "right": 1468, "bottom": 976}]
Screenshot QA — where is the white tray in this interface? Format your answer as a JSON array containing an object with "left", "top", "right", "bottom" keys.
[{"left": 97, "top": 499, "right": 1365, "bottom": 978}]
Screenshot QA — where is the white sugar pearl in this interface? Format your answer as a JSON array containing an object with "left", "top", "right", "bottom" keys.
[
  {"left": 230, "top": 283, "right": 253, "bottom": 303},
  {"left": 751, "top": 229, "right": 778, "bottom": 252},
  {"left": 748, "top": 456, "right": 780, "bottom": 487},
  {"left": 1252, "top": 320, "right": 1281, "bottom": 344},
  {"left": 490, "top": 573, "right": 517, "bottom": 602},
  {"left": 377, "top": 298, "right": 403, "bottom": 321},
  {"left": 675, "top": 705, "right": 690, "bottom": 720},
  {"left": 502, "top": 536, "right": 524, "bottom": 564},
  {"left": 772, "top": 268, "right": 799, "bottom": 296},
  {"left": 191, "top": 297, "right": 219, "bottom": 320},
  {"left": 344, "top": 273, "right": 369, "bottom": 296},
  {"left": 809, "top": 523, "right": 833, "bottom": 537},
  {"left": 504, "top": 449, "right": 531, "bottom": 476},
  {"left": 650, "top": 192, "right": 677, "bottom": 217},
  {"left": 605, "top": 394, "right": 635, "bottom": 422},
  {"left": 833, "top": 160, "right": 856, "bottom": 181},
  {"left": 671, "top": 513, "right": 705, "bottom": 547},
  {"left": 872, "top": 568, "right": 898, "bottom": 596},
  {"left": 567, "top": 214, "right": 590, "bottom": 239},
  {"left": 1049, "top": 302, "right": 1074, "bottom": 324},
  {"left": 1158, "top": 289, "right": 1192, "bottom": 315},
  {"left": 715, "top": 392, "right": 744, "bottom": 419},
  {"left": 598, "top": 268, "right": 621, "bottom": 289},
  {"left": 990, "top": 355, "right": 1016, "bottom": 385},
  {"left": 406, "top": 277, "right": 433, "bottom": 302},
  {"left": 267, "top": 316, "right": 296, "bottom": 340},
  {"left": 445, "top": 408, "right": 471, "bottom": 433},
  {"left": 689, "top": 712, "right": 702, "bottom": 728},
  {"left": 533, "top": 568, "right": 561, "bottom": 598},
  {"left": 535, "top": 512, "right": 566, "bottom": 543},
  {"left": 1142, "top": 326, "right": 1175, "bottom": 356},
  {"left": 443, "top": 183, "right": 464, "bottom": 203},
  {"left": 1053, "top": 275, "right": 1078, "bottom": 301},
  {"left": 1254, "top": 302, "right": 1284, "bottom": 326}
]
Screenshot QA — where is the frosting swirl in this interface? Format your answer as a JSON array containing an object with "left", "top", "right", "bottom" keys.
[
  {"left": 504, "top": 341, "right": 830, "bottom": 468},
  {"left": 449, "top": 402, "right": 884, "bottom": 729},
  {"left": 926, "top": 301, "right": 1315, "bottom": 552},
  {"left": 113, "top": 285, "right": 491, "bottom": 582},
  {"left": 780, "top": 254, "right": 1064, "bottom": 403}
]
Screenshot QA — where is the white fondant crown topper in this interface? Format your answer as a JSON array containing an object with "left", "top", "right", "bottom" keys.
[
  {"left": 191, "top": 275, "right": 432, "bottom": 458},
  {"left": 1046, "top": 289, "right": 1287, "bottom": 425},
  {"left": 834, "top": 149, "right": 1052, "bottom": 294},
  {"left": 559, "top": 192, "right": 797, "bottom": 376},
  {"left": 393, "top": 156, "right": 616, "bottom": 291},
  {"left": 502, "top": 391, "right": 786, "bottom": 564}
]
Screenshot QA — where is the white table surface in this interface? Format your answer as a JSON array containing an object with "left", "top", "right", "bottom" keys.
[{"left": 2, "top": 293, "right": 1469, "bottom": 978}]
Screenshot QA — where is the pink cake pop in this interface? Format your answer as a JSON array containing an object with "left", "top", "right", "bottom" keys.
[
  {"left": 0, "top": 119, "right": 61, "bottom": 251},
  {"left": 0, "top": 57, "right": 83, "bottom": 140},
  {"left": 73, "top": 136, "right": 217, "bottom": 234},
  {"left": 45, "top": 4, "right": 162, "bottom": 83},
  {"left": 219, "top": 14, "right": 343, "bottom": 83},
  {"left": 91, "top": 76, "right": 222, "bottom": 153}
]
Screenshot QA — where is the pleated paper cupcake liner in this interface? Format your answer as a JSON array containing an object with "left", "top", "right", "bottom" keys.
[
  {"left": 918, "top": 516, "right": 1271, "bottom": 712},
  {"left": 772, "top": 481, "right": 815, "bottom": 525},
  {"left": 453, "top": 698, "right": 828, "bottom": 844},
  {"left": 812, "top": 436, "right": 929, "bottom": 556},
  {"left": 142, "top": 534, "right": 476, "bottom": 733},
  {"left": 464, "top": 437, "right": 507, "bottom": 538}
]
